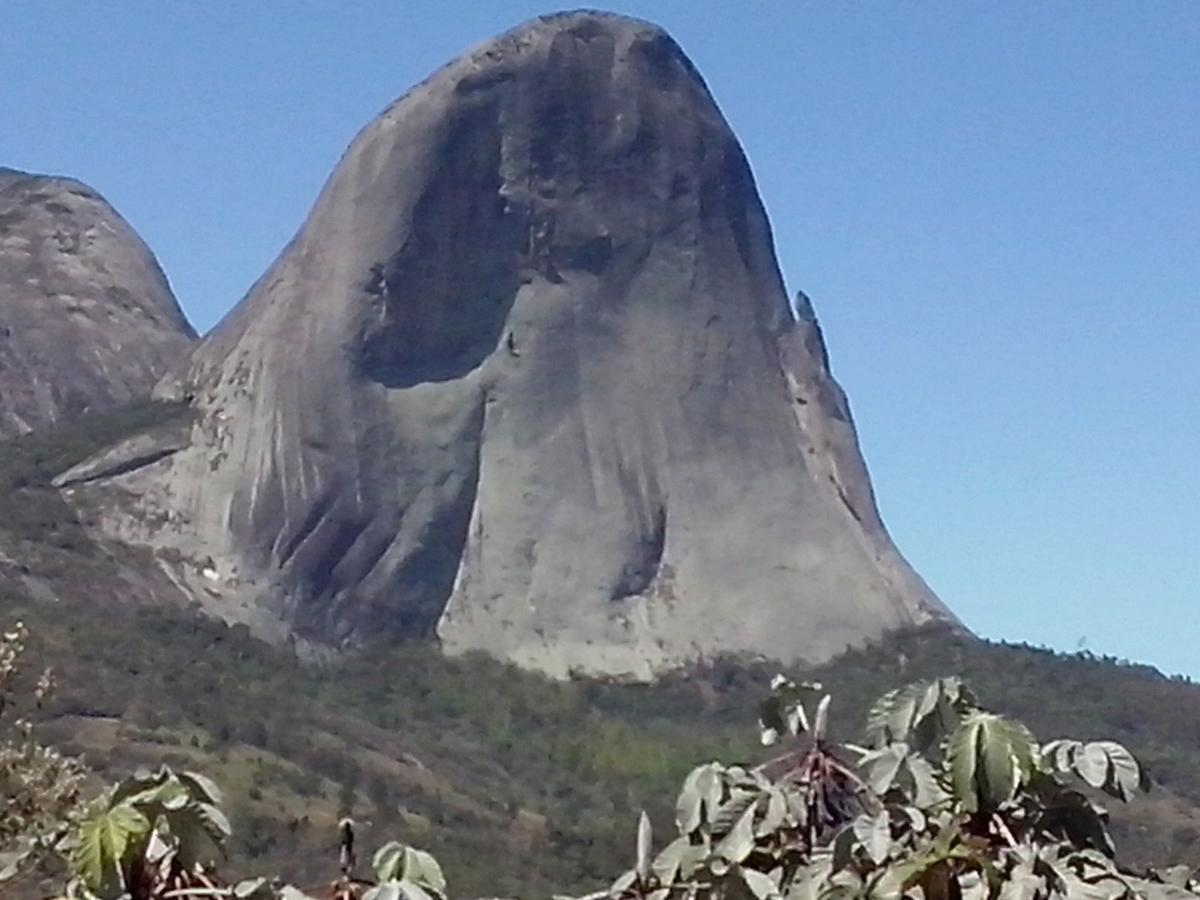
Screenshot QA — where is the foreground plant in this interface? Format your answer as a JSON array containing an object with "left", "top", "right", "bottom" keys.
[
  {"left": 1, "top": 622, "right": 448, "bottom": 900},
  {"left": 0, "top": 621, "right": 91, "bottom": 885},
  {"left": 609, "top": 674, "right": 1198, "bottom": 900},
  {"left": 57, "top": 765, "right": 448, "bottom": 900},
  {"left": 11, "top": 611, "right": 1200, "bottom": 900}
]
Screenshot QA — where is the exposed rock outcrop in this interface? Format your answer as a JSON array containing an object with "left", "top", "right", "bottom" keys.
[
  {"left": 0, "top": 167, "right": 196, "bottom": 437},
  {"left": 67, "top": 12, "right": 955, "bottom": 676}
]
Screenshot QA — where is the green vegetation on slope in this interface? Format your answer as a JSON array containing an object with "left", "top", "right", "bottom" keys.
[
  {"left": 2, "top": 404, "right": 1198, "bottom": 895},
  {"left": 0, "top": 399, "right": 191, "bottom": 553},
  {"left": 5, "top": 592, "right": 1200, "bottom": 897},
  {"left": 8, "top": 624, "right": 1199, "bottom": 900}
]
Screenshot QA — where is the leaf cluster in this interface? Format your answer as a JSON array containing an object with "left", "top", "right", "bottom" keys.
[{"left": 609, "top": 675, "right": 1199, "bottom": 900}]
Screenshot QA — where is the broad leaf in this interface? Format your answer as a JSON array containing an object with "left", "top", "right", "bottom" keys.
[
  {"left": 853, "top": 812, "right": 891, "bottom": 866},
  {"left": 651, "top": 837, "right": 706, "bottom": 885},
  {"left": 636, "top": 811, "right": 653, "bottom": 883},
  {"left": 178, "top": 770, "right": 224, "bottom": 807},
  {"left": 1089, "top": 741, "right": 1147, "bottom": 801},
  {"left": 741, "top": 867, "right": 782, "bottom": 900},
  {"left": 716, "top": 798, "right": 758, "bottom": 864},
  {"left": 860, "top": 743, "right": 908, "bottom": 795},
  {"left": 676, "top": 764, "right": 724, "bottom": 835},
  {"left": 1043, "top": 739, "right": 1147, "bottom": 802},
  {"left": 73, "top": 802, "right": 150, "bottom": 895},
  {"left": 948, "top": 713, "right": 1034, "bottom": 812}
]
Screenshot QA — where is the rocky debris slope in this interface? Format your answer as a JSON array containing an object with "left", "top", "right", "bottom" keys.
[
  {"left": 0, "top": 167, "right": 196, "bottom": 437},
  {"left": 64, "top": 12, "right": 956, "bottom": 676}
]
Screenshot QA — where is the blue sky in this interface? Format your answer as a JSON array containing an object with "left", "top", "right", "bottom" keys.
[{"left": 2, "top": 2, "right": 1197, "bottom": 677}]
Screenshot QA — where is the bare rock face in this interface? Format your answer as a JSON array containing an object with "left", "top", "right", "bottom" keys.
[
  {"left": 69, "top": 12, "right": 955, "bottom": 676},
  {"left": 0, "top": 167, "right": 197, "bottom": 437}
]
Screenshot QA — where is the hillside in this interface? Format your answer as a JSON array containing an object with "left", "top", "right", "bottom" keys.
[
  {"left": 6, "top": 597, "right": 1200, "bottom": 896},
  {"left": 4, "top": 410, "right": 1200, "bottom": 895},
  {"left": 3, "top": 407, "right": 1200, "bottom": 895}
]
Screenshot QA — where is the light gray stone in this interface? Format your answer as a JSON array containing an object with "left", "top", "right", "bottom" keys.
[
  {"left": 0, "top": 167, "right": 196, "bottom": 437},
  {"left": 72, "top": 12, "right": 957, "bottom": 676}
]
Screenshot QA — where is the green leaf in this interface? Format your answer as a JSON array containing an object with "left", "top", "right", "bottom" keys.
[
  {"left": 1075, "top": 744, "right": 1110, "bottom": 790},
  {"left": 813, "top": 695, "right": 832, "bottom": 741},
  {"left": 364, "top": 879, "right": 438, "bottom": 900},
  {"left": 374, "top": 841, "right": 407, "bottom": 882},
  {"left": 948, "top": 713, "right": 1034, "bottom": 812},
  {"left": 948, "top": 720, "right": 980, "bottom": 812},
  {"left": 861, "top": 743, "right": 908, "bottom": 795},
  {"left": 636, "top": 811, "right": 653, "bottom": 883},
  {"left": 0, "top": 845, "right": 31, "bottom": 882},
  {"left": 831, "top": 825, "right": 857, "bottom": 873},
  {"left": 853, "top": 812, "right": 891, "bottom": 866},
  {"left": 72, "top": 802, "right": 151, "bottom": 896},
  {"left": 907, "top": 753, "right": 948, "bottom": 808},
  {"left": 1156, "top": 865, "right": 1193, "bottom": 888},
  {"left": 789, "top": 857, "right": 834, "bottom": 900},
  {"left": 866, "top": 688, "right": 902, "bottom": 746},
  {"left": 1041, "top": 739, "right": 1083, "bottom": 775},
  {"left": 757, "top": 787, "right": 788, "bottom": 837},
  {"left": 997, "top": 862, "right": 1043, "bottom": 900},
  {"left": 676, "top": 764, "right": 723, "bottom": 835},
  {"left": 365, "top": 885, "right": 403, "bottom": 900},
  {"left": 406, "top": 848, "right": 446, "bottom": 894},
  {"left": 1089, "top": 741, "right": 1147, "bottom": 801},
  {"left": 1045, "top": 740, "right": 1147, "bottom": 803},
  {"left": 370, "top": 842, "right": 445, "bottom": 894},
  {"left": 109, "top": 769, "right": 162, "bottom": 806},
  {"left": 179, "top": 770, "right": 224, "bottom": 807},
  {"left": 162, "top": 801, "right": 228, "bottom": 869},
  {"left": 713, "top": 788, "right": 758, "bottom": 836},
  {"left": 610, "top": 868, "right": 637, "bottom": 897},
  {"left": 716, "top": 797, "right": 757, "bottom": 864},
  {"left": 979, "top": 727, "right": 1018, "bottom": 807},
  {"left": 651, "top": 837, "right": 706, "bottom": 885},
  {"left": 866, "top": 678, "right": 974, "bottom": 752},
  {"left": 740, "top": 867, "right": 781, "bottom": 900},
  {"left": 233, "top": 878, "right": 272, "bottom": 899}
]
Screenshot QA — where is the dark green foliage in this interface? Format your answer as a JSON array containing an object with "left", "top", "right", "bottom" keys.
[{"left": 0, "top": 400, "right": 191, "bottom": 551}]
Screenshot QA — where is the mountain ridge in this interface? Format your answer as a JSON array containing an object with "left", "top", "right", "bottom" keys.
[
  {"left": 55, "top": 10, "right": 953, "bottom": 676},
  {"left": 0, "top": 166, "right": 196, "bottom": 438}
]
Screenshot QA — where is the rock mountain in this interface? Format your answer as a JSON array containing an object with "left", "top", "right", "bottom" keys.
[
  {"left": 0, "top": 167, "right": 196, "bottom": 438},
  {"left": 59, "top": 11, "right": 955, "bottom": 676}
]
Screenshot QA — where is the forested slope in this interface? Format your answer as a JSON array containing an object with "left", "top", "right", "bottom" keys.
[{"left": 2, "top": 408, "right": 1197, "bottom": 896}]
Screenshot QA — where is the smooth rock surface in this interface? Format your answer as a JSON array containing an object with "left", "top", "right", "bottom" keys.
[
  {"left": 0, "top": 167, "right": 196, "bottom": 438},
  {"left": 72, "top": 12, "right": 956, "bottom": 676}
]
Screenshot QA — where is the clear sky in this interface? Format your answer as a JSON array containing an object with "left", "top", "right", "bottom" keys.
[{"left": 2, "top": 2, "right": 1197, "bottom": 677}]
